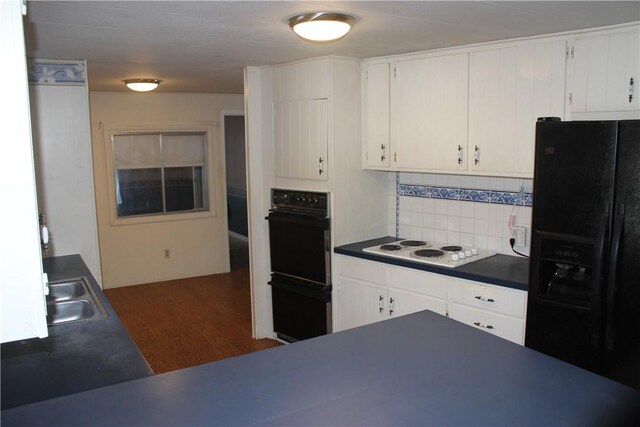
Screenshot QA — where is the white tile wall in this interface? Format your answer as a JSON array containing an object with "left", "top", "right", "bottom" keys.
[{"left": 388, "top": 172, "right": 533, "bottom": 256}]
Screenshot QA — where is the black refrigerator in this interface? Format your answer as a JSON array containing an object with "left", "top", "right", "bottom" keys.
[{"left": 526, "top": 119, "right": 640, "bottom": 390}]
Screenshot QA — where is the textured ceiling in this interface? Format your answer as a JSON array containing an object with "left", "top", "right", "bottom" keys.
[{"left": 23, "top": 1, "right": 640, "bottom": 94}]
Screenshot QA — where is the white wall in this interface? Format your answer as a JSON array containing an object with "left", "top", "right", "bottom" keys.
[
  {"left": 90, "top": 92, "right": 243, "bottom": 288},
  {"left": 30, "top": 85, "right": 102, "bottom": 284}
]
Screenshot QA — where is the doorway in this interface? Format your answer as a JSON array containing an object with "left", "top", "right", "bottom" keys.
[{"left": 221, "top": 112, "right": 248, "bottom": 270}]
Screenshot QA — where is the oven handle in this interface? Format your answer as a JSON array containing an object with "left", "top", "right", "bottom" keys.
[
  {"left": 266, "top": 212, "right": 330, "bottom": 229},
  {"left": 269, "top": 276, "right": 332, "bottom": 302}
]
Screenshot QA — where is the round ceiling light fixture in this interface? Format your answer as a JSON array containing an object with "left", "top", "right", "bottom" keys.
[
  {"left": 123, "top": 78, "right": 161, "bottom": 92},
  {"left": 288, "top": 12, "right": 355, "bottom": 43}
]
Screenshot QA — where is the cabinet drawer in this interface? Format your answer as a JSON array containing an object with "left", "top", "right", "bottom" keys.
[
  {"left": 449, "top": 303, "right": 525, "bottom": 345},
  {"left": 387, "top": 266, "right": 448, "bottom": 299},
  {"left": 336, "top": 255, "right": 387, "bottom": 286},
  {"left": 448, "top": 278, "right": 526, "bottom": 319}
]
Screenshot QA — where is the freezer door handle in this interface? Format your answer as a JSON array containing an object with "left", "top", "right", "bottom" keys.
[
  {"left": 589, "top": 211, "right": 610, "bottom": 349},
  {"left": 604, "top": 204, "right": 625, "bottom": 352}
]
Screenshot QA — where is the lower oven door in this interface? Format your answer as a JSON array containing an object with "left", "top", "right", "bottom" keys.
[
  {"left": 266, "top": 211, "right": 330, "bottom": 285},
  {"left": 269, "top": 275, "right": 331, "bottom": 342}
]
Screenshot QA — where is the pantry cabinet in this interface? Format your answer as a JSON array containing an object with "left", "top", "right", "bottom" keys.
[
  {"left": 468, "top": 40, "right": 566, "bottom": 176},
  {"left": 273, "top": 98, "right": 328, "bottom": 181},
  {"left": 571, "top": 29, "right": 640, "bottom": 116},
  {"left": 334, "top": 254, "right": 527, "bottom": 345},
  {"left": 391, "top": 53, "right": 469, "bottom": 172}
]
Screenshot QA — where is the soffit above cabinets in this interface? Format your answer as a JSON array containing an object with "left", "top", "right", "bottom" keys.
[{"left": 23, "top": 1, "right": 640, "bottom": 94}]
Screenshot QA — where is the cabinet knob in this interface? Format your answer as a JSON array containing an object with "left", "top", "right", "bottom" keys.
[{"left": 474, "top": 296, "right": 495, "bottom": 303}]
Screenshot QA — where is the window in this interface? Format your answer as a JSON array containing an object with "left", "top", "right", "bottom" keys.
[{"left": 112, "top": 132, "right": 208, "bottom": 218}]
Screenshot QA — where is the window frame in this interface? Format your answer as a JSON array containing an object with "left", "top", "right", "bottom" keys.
[{"left": 103, "top": 124, "right": 218, "bottom": 226}]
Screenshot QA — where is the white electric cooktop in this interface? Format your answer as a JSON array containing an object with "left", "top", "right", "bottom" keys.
[{"left": 362, "top": 240, "right": 496, "bottom": 268}]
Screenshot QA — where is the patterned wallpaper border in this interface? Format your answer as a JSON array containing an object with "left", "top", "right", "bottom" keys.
[
  {"left": 398, "top": 183, "right": 533, "bottom": 207},
  {"left": 27, "top": 59, "right": 86, "bottom": 85}
]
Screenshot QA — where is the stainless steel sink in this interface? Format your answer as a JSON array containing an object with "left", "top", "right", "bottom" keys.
[
  {"left": 47, "top": 281, "right": 87, "bottom": 302},
  {"left": 46, "top": 277, "right": 108, "bottom": 326}
]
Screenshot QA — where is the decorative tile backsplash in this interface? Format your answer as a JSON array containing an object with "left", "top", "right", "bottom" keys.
[
  {"left": 387, "top": 172, "right": 534, "bottom": 256},
  {"left": 27, "top": 59, "right": 86, "bottom": 85}
]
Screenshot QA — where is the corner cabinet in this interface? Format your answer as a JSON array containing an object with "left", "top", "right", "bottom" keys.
[
  {"left": 391, "top": 53, "right": 469, "bottom": 172},
  {"left": 273, "top": 98, "right": 328, "bottom": 181},
  {"left": 570, "top": 28, "right": 640, "bottom": 118},
  {"left": 334, "top": 254, "right": 527, "bottom": 345}
]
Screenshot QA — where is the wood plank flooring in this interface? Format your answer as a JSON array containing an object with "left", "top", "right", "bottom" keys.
[{"left": 104, "top": 266, "right": 281, "bottom": 374}]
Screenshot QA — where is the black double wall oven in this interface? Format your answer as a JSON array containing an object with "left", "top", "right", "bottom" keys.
[{"left": 266, "top": 189, "right": 331, "bottom": 342}]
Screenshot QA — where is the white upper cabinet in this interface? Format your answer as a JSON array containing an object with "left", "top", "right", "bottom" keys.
[
  {"left": 273, "top": 98, "right": 328, "bottom": 181},
  {"left": 362, "top": 62, "right": 390, "bottom": 169},
  {"left": 468, "top": 40, "right": 566, "bottom": 176},
  {"left": 391, "top": 53, "right": 469, "bottom": 172},
  {"left": 571, "top": 29, "right": 640, "bottom": 116}
]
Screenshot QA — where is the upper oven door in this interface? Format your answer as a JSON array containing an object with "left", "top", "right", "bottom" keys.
[{"left": 266, "top": 211, "right": 330, "bottom": 285}]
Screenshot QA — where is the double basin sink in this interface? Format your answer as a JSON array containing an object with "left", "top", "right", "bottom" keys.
[{"left": 46, "top": 277, "right": 108, "bottom": 326}]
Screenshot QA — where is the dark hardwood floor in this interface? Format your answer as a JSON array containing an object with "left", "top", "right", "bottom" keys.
[{"left": 105, "top": 239, "right": 280, "bottom": 374}]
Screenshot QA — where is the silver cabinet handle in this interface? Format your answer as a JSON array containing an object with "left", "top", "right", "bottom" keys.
[
  {"left": 318, "top": 157, "right": 324, "bottom": 175},
  {"left": 474, "top": 145, "right": 480, "bottom": 165},
  {"left": 473, "top": 322, "right": 494, "bottom": 330},
  {"left": 388, "top": 297, "right": 395, "bottom": 316},
  {"left": 474, "top": 296, "right": 495, "bottom": 303},
  {"left": 629, "top": 77, "right": 635, "bottom": 103},
  {"left": 380, "top": 144, "right": 386, "bottom": 162},
  {"left": 457, "top": 145, "right": 463, "bottom": 165}
]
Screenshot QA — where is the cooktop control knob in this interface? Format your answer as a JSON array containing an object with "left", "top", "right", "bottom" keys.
[
  {"left": 458, "top": 251, "right": 466, "bottom": 259},
  {"left": 451, "top": 254, "right": 459, "bottom": 261},
  {"left": 465, "top": 250, "right": 472, "bottom": 257},
  {"left": 470, "top": 248, "right": 479, "bottom": 256}
]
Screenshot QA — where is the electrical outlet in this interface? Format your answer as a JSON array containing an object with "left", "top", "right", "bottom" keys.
[
  {"left": 164, "top": 249, "right": 170, "bottom": 259},
  {"left": 515, "top": 226, "right": 527, "bottom": 247}
]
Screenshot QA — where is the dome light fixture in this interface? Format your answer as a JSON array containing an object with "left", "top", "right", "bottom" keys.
[
  {"left": 288, "top": 12, "right": 355, "bottom": 43},
  {"left": 123, "top": 78, "right": 161, "bottom": 92}
]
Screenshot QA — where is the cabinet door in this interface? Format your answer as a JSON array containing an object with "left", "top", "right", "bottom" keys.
[
  {"left": 273, "top": 98, "right": 328, "bottom": 181},
  {"left": 388, "top": 288, "right": 448, "bottom": 319},
  {"left": 573, "top": 29, "right": 640, "bottom": 113},
  {"left": 468, "top": 40, "right": 566, "bottom": 176},
  {"left": 1, "top": 0, "right": 48, "bottom": 343},
  {"left": 391, "top": 53, "right": 469, "bottom": 172},
  {"left": 448, "top": 303, "right": 525, "bottom": 345},
  {"left": 363, "top": 62, "right": 390, "bottom": 169},
  {"left": 334, "top": 276, "right": 386, "bottom": 331}
]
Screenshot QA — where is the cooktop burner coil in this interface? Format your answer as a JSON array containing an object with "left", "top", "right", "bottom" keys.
[
  {"left": 412, "top": 249, "right": 445, "bottom": 258},
  {"left": 399, "top": 240, "right": 430, "bottom": 247},
  {"left": 380, "top": 244, "right": 402, "bottom": 251},
  {"left": 440, "top": 245, "right": 463, "bottom": 252}
]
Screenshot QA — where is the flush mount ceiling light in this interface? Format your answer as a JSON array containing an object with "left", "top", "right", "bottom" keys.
[
  {"left": 123, "top": 78, "right": 161, "bottom": 92},
  {"left": 288, "top": 12, "right": 355, "bottom": 43}
]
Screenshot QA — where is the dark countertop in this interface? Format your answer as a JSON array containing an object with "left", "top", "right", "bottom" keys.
[
  {"left": 1, "top": 255, "right": 153, "bottom": 410},
  {"left": 3, "top": 310, "right": 638, "bottom": 426},
  {"left": 335, "top": 236, "right": 529, "bottom": 291}
]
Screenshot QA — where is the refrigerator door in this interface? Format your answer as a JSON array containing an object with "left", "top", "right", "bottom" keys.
[
  {"left": 603, "top": 120, "right": 640, "bottom": 389},
  {"left": 526, "top": 121, "right": 618, "bottom": 372}
]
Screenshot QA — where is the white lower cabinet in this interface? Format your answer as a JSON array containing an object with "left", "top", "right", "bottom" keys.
[{"left": 334, "top": 255, "right": 527, "bottom": 345}]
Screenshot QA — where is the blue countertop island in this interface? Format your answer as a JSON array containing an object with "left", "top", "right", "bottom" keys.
[{"left": 3, "top": 309, "right": 638, "bottom": 426}]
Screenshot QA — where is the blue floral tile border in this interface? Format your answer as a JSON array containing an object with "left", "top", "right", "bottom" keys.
[
  {"left": 398, "top": 183, "right": 533, "bottom": 207},
  {"left": 27, "top": 59, "right": 86, "bottom": 85}
]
